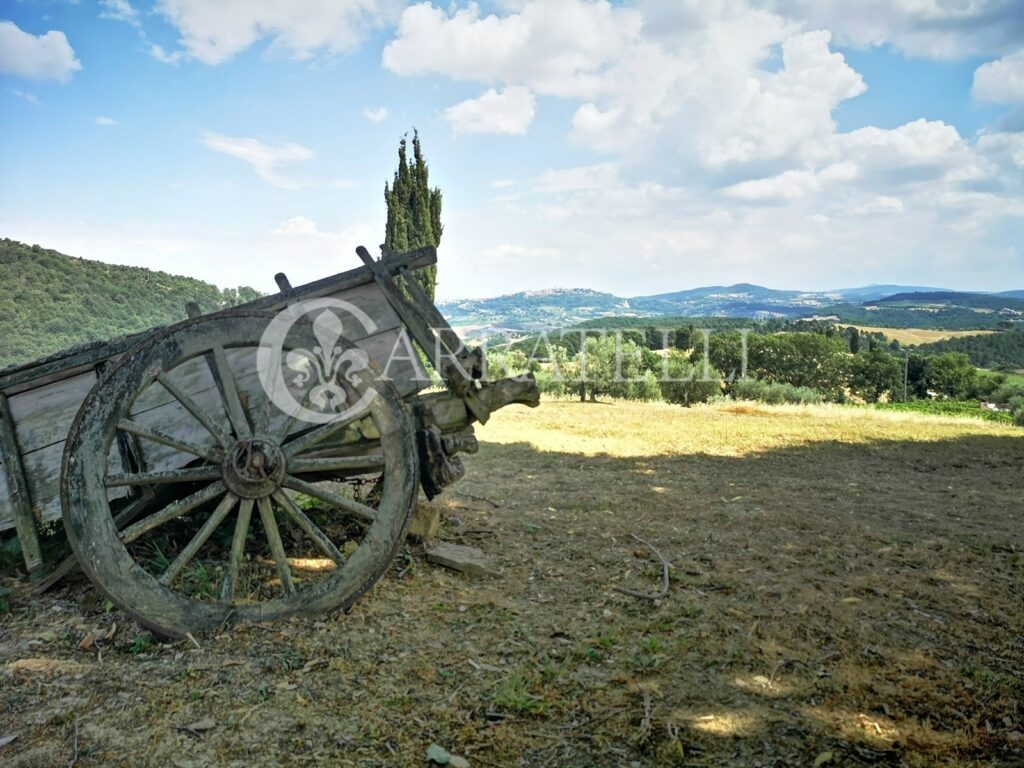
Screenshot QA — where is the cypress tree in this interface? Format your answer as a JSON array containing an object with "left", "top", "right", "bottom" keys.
[{"left": 384, "top": 131, "right": 442, "bottom": 301}]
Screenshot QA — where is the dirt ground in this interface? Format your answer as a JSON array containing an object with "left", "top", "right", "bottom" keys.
[{"left": 2, "top": 400, "right": 1022, "bottom": 767}]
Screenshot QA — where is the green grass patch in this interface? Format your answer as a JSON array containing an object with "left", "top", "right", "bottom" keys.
[{"left": 874, "top": 399, "right": 1013, "bottom": 423}]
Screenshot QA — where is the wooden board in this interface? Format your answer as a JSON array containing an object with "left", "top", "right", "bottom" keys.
[{"left": 7, "top": 371, "right": 97, "bottom": 453}]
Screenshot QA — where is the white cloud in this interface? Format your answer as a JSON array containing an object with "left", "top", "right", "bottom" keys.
[
  {"left": 361, "top": 106, "right": 388, "bottom": 122},
  {"left": 200, "top": 133, "right": 314, "bottom": 189},
  {"left": 762, "top": 0, "right": 1024, "bottom": 58},
  {"left": 973, "top": 49, "right": 1024, "bottom": 104},
  {"left": 148, "top": 43, "right": 185, "bottom": 65},
  {"left": 155, "top": 0, "right": 398, "bottom": 65},
  {"left": 95, "top": 116, "right": 117, "bottom": 126},
  {"left": 272, "top": 215, "right": 321, "bottom": 236},
  {"left": 0, "top": 21, "right": 81, "bottom": 83},
  {"left": 445, "top": 86, "right": 536, "bottom": 135},
  {"left": 11, "top": 89, "right": 40, "bottom": 105},
  {"left": 100, "top": 0, "right": 141, "bottom": 27},
  {"left": 383, "top": 0, "right": 642, "bottom": 99}
]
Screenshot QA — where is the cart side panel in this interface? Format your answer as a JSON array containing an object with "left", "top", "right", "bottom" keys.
[
  {"left": 7, "top": 371, "right": 97, "bottom": 454},
  {"left": 3, "top": 442, "right": 127, "bottom": 529},
  {"left": 322, "top": 280, "right": 430, "bottom": 392}
]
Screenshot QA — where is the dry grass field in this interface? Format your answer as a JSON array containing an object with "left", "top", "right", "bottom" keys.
[
  {"left": 2, "top": 399, "right": 1022, "bottom": 767},
  {"left": 838, "top": 325, "right": 996, "bottom": 345}
]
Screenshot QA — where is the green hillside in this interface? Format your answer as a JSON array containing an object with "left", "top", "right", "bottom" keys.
[
  {"left": 914, "top": 329, "right": 1024, "bottom": 369},
  {"left": 0, "top": 239, "right": 261, "bottom": 369}
]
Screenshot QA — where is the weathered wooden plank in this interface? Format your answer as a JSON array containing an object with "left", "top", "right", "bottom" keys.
[
  {"left": 356, "top": 327, "right": 430, "bottom": 395},
  {"left": 0, "top": 393, "right": 43, "bottom": 570},
  {"left": 7, "top": 371, "right": 96, "bottom": 454},
  {"left": 0, "top": 438, "right": 129, "bottom": 534}
]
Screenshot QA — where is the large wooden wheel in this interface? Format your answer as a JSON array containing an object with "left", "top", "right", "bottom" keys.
[{"left": 61, "top": 311, "right": 418, "bottom": 638}]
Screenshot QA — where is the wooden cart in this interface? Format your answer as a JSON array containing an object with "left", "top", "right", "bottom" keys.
[{"left": 0, "top": 246, "right": 538, "bottom": 637}]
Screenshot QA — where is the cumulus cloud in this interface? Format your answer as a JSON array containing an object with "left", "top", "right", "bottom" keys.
[
  {"left": 973, "top": 49, "right": 1024, "bottom": 104},
  {"left": 382, "top": 0, "right": 641, "bottom": 99},
  {"left": 100, "top": 0, "right": 141, "bottom": 27},
  {"left": 201, "top": 133, "right": 314, "bottom": 189},
  {"left": 155, "top": 0, "right": 398, "bottom": 65},
  {"left": 95, "top": 116, "right": 117, "bottom": 126},
  {"left": 361, "top": 106, "right": 388, "bottom": 122},
  {"left": 444, "top": 86, "right": 536, "bottom": 134},
  {"left": 762, "top": 0, "right": 1024, "bottom": 58},
  {"left": 271, "top": 215, "right": 322, "bottom": 236},
  {"left": 0, "top": 21, "right": 81, "bottom": 82}
]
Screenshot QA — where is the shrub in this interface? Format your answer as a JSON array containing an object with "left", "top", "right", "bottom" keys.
[
  {"left": 990, "top": 383, "right": 1024, "bottom": 405},
  {"left": 729, "top": 378, "right": 823, "bottom": 405},
  {"left": 627, "top": 370, "right": 663, "bottom": 402},
  {"left": 534, "top": 370, "right": 567, "bottom": 397},
  {"left": 660, "top": 352, "right": 722, "bottom": 406}
]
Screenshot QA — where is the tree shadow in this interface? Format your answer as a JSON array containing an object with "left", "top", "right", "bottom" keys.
[{"left": 457, "top": 432, "right": 1024, "bottom": 766}]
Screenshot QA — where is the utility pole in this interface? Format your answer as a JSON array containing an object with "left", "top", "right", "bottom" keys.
[{"left": 903, "top": 351, "right": 909, "bottom": 402}]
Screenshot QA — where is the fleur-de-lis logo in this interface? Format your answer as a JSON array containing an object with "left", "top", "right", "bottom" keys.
[
  {"left": 258, "top": 297, "right": 380, "bottom": 426},
  {"left": 286, "top": 310, "right": 370, "bottom": 413}
]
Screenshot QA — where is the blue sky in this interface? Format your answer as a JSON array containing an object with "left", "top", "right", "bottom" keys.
[{"left": 1, "top": 0, "right": 1022, "bottom": 299}]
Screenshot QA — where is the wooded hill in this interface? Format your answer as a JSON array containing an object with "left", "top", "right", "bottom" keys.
[
  {"left": 0, "top": 239, "right": 261, "bottom": 369},
  {"left": 914, "top": 329, "right": 1024, "bottom": 369}
]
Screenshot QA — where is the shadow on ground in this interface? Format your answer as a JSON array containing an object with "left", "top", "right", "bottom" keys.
[{"left": 1, "top": 432, "right": 1022, "bottom": 767}]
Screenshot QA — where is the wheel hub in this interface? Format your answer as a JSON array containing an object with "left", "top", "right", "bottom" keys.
[{"left": 222, "top": 437, "right": 286, "bottom": 498}]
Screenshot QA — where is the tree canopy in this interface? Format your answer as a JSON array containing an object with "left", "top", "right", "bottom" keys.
[
  {"left": 384, "top": 131, "right": 443, "bottom": 302},
  {"left": 0, "top": 239, "right": 261, "bottom": 369}
]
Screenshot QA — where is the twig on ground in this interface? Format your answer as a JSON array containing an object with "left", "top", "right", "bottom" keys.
[
  {"left": 614, "top": 534, "right": 671, "bottom": 601},
  {"left": 455, "top": 491, "right": 501, "bottom": 508},
  {"left": 634, "top": 688, "right": 653, "bottom": 745},
  {"left": 66, "top": 718, "right": 79, "bottom": 768},
  {"left": 769, "top": 658, "right": 811, "bottom": 685}
]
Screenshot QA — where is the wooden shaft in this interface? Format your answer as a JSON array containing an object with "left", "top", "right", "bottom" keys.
[{"left": 0, "top": 392, "right": 43, "bottom": 573}]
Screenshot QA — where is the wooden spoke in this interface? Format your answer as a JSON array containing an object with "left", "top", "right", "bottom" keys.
[
  {"left": 156, "top": 372, "right": 233, "bottom": 448},
  {"left": 118, "top": 419, "right": 222, "bottom": 463},
  {"left": 271, "top": 490, "right": 345, "bottom": 565},
  {"left": 208, "top": 345, "right": 252, "bottom": 438},
  {"left": 288, "top": 454, "right": 385, "bottom": 474},
  {"left": 273, "top": 386, "right": 314, "bottom": 443},
  {"left": 283, "top": 412, "right": 364, "bottom": 458},
  {"left": 255, "top": 383, "right": 274, "bottom": 438},
  {"left": 119, "top": 481, "right": 227, "bottom": 544},
  {"left": 222, "top": 498, "right": 254, "bottom": 602},
  {"left": 282, "top": 476, "right": 377, "bottom": 524},
  {"left": 105, "top": 466, "right": 222, "bottom": 488},
  {"left": 258, "top": 496, "right": 294, "bottom": 594},
  {"left": 159, "top": 493, "right": 239, "bottom": 586}
]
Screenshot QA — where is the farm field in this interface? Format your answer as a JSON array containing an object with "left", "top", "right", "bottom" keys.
[
  {"left": 2, "top": 400, "right": 1023, "bottom": 767},
  {"left": 837, "top": 325, "right": 996, "bottom": 345}
]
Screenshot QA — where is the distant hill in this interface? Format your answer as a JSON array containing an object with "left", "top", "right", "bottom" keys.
[
  {"left": 439, "top": 282, "right": 1024, "bottom": 337},
  {"left": 0, "top": 239, "right": 261, "bottom": 369},
  {"left": 868, "top": 291, "right": 1024, "bottom": 312},
  {"left": 826, "top": 284, "right": 945, "bottom": 301}
]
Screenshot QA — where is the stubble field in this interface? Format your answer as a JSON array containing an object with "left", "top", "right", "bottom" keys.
[{"left": 2, "top": 399, "right": 1022, "bottom": 767}]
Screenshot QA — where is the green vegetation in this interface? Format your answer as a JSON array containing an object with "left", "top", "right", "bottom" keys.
[
  {"left": 874, "top": 399, "right": 1013, "bottom": 424},
  {"left": 866, "top": 291, "right": 1024, "bottom": 312},
  {"left": 384, "top": 131, "right": 442, "bottom": 302},
  {"left": 820, "top": 303, "right": 1008, "bottom": 330},
  {"left": 914, "top": 329, "right": 1024, "bottom": 369},
  {"left": 730, "top": 379, "right": 823, "bottom": 405},
  {"left": 0, "top": 239, "right": 261, "bottom": 369}
]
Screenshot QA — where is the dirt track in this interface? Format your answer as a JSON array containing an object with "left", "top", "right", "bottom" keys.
[{"left": 2, "top": 402, "right": 1022, "bottom": 767}]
